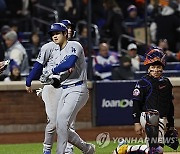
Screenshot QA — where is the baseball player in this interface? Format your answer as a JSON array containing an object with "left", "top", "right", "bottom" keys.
[
  {"left": 44, "top": 23, "right": 95, "bottom": 154},
  {"left": 58, "top": 19, "right": 77, "bottom": 153},
  {"left": 40, "top": 19, "right": 76, "bottom": 154},
  {"left": 25, "top": 22, "right": 75, "bottom": 154},
  {"left": 113, "top": 46, "right": 178, "bottom": 154},
  {"left": 60, "top": 19, "right": 76, "bottom": 39}
]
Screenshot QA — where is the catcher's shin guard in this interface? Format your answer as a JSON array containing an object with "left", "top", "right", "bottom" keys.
[{"left": 145, "top": 110, "right": 159, "bottom": 150}]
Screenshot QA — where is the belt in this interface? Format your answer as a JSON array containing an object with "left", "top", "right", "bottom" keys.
[{"left": 62, "top": 81, "right": 83, "bottom": 89}]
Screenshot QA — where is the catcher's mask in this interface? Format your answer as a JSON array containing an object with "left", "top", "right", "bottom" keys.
[
  {"left": 144, "top": 46, "right": 166, "bottom": 67},
  {"left": 144, "top": 47, "right": 166, "bottom": 78}
]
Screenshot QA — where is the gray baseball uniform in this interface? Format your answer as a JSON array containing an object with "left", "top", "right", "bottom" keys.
[
  {"left": 53, "top": 40, "right": 89, "bottom": 154},
  {"left": 36, "top": 41, "right": 74, "bottom": 153}
]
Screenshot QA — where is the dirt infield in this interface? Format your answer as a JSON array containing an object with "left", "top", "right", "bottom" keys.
[
  {"left": 0, "top": 126, "right": 138, "bottom": 144},
  {"left": 0, "top": 126, "right": 179, "bottom": 144},
  {"left": 0, "top": 126, "right": 179, "bottom": 153}
]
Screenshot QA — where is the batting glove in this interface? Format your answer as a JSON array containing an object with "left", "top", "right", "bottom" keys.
[{"left": 39, "top": 70, "right": 53, "bottom": 84}]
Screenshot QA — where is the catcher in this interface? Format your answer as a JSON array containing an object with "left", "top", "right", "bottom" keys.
[{"left": 113, "top": 46, "right": 179, "bottom": 154}]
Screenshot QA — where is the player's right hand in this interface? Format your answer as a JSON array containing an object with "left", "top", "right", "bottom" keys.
[
  {"left": 134, "top": 123, "right": 143, "bottom": 136},
  {"left": 26, "top": 86, "right": 33, "bottom": 93}
]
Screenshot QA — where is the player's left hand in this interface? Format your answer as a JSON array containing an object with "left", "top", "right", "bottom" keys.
[
  {"left": 26, "top": 86, "right": 33, "bottom": 93},
  {"left": 39, "top": 70, "right": 53, "bottom": 84}
]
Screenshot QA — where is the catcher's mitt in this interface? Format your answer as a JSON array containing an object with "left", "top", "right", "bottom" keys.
[{"left": 164, "top": 127, "right": 179, "bottom": 150}]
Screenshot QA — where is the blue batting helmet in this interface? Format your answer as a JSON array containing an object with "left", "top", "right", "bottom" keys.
[
  {"left": 61, "top": 20, "right": 72, "bottom": 27},
  {"left": 60, "top": 19, "right": 76, "bottom": 37},
  {"left": 48, "top": 23, "right": 67, "bottom": 34}
]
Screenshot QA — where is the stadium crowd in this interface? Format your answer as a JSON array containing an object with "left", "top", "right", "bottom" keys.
[{"left": 0, "top": 0, "right": 180, "bottom": 81}]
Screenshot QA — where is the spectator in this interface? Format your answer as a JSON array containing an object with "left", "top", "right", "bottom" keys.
[
  {"left": 158, "top": 39, "right": 178, "bottom": 62},
  {"left": 1, "top": 25, "right": 11, "bottom": 38},
  {"left": 101, "top": 0, "right": 124, "bottom": 51},
  {"left": 93, "top": 42, "right": 119, "bottom": 80},
  {"left": 126, "top": 43, "right": 141, "bottom": 71},
  {"left": 29, "top": 32, "right": 41, "bottom": 58},
  {"left": 62, "top": 0, "right": 87, "bottom": 24},
  {"left": 76, "top": 20, "right": 100, "bottom": 55},
  {"left": 124, "top": 5, "right": 144, "bottom": 37},
  {"left": 4, "top": 60, "right": 22, "bottom": 81},
  {"left": 0, "top": 25, "right": 11, "bottom": 61},
  {"left": 77, "top": 24, "right": 89, "bottom": 56},
  {"left": 9, "top": 20, "right": 24, "bottom": 41},
  {"left": 112, "top": 55, "right": 134, "bottom": 80},
  {"left": 150, "top": 3, "right": 180, "bottom": 51},
  {"left": 4, "top": 30, "right": 29, "bottom": 76}
]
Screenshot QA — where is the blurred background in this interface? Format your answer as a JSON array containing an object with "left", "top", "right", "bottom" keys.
[{"left": 0, "top": 0, "right": 180, "bottom": 81}]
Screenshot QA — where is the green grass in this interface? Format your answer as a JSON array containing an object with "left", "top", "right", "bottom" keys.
[{"left": 0, "top": 141, "right": 179, "bottom": 154}]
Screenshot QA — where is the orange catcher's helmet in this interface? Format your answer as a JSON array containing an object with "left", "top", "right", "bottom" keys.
[{"left": 144, "top": 46, "right": 166, "bottom": 66}]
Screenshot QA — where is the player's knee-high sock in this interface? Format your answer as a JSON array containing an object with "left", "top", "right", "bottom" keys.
[
  {"left": 64, "top": 121, "right": 75, "bottom": 153},
  {"left": 43, "top": 121, "right": 56, "bottom": 151}
]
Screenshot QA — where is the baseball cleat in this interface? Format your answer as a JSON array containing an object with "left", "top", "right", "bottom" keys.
[
  {"left": 83, "top": 143, "right": 95, "bottom": 154},
  {"left": 43, "top": 150, "right": 51, "bottom": 154},
  {"left": 112, "top": 139, "right": 128, "bottom": 154}
]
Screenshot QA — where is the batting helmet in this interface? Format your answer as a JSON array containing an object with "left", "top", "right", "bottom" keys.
[
  {"left": 144, "top": 46, "right": 166, "bottom": 67},
  {"left": 61, "top": 20, "right": 72, "bottom": 26},
  {"left": 60, "top": 19, "right": 76, "bottom": 37},
  {"left": 48, "top": 23, "right": 67, "bottom": 34}
]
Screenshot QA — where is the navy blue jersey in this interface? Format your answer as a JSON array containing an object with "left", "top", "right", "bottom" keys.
[{"left": 132, "top": 74, "right": 174, "bottom": 126}]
